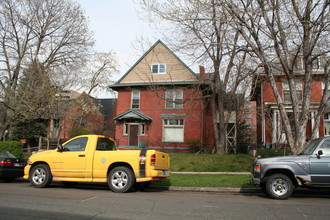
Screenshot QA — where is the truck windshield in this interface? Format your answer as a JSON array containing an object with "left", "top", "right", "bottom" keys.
[{"left": 300, "top": 138, "right": 322, "bottom": 155}]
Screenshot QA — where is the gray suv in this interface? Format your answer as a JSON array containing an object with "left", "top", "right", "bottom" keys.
[{"left": 251, "top": 136, "right": 330, "bottom": 199}]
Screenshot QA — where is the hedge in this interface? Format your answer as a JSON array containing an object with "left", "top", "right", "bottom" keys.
[
  {"left": 0, "top": 141, "right": 23, "bottom": 158},
  {"left": 257, "top": 148, "right": 292, "bottom": 158}
]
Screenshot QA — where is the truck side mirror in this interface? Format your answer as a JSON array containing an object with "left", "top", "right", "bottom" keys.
[{"left": 317, "top": 150, "right": 323, "bottom": 158}]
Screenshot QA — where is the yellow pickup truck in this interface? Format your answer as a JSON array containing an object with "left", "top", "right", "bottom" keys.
[{"left": 24, "top": 135, "right": 170, "bottom": 192}]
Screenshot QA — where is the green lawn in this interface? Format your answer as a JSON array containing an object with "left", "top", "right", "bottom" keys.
[
  {"left": 152, "top": 174, "right": 254, "bottom": 188},
  {"left": 169, "top": 153, "right": 254, "bottom": 172},
  {"left": 151, "top": 153, "right": 255, "bottom": 188}
]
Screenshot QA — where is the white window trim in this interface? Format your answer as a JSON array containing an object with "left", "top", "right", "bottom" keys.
[
  {"left": 312, "top": 58, "right": 319, "bottom": 70},
  {"left": 165, "top": 89, "right": 183, "bottom": 109},
  {"left": 123, "top": 123, "right": 146, "bottom": 136},
  {"left": 282, "top": 80, "right": 302, "bottom": 102},
  {"left": 151, "top": 63, "right": 166, "bottom": 74},
  {"left": 162, "top": 119, "right": 184, "bottom": 143},
  {"left": 131, "top": 90, "right": 140, "bottom": 109}
]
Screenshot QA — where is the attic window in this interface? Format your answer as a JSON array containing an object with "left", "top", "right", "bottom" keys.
[{"left": 151, "top": 63, "right": 166, "bottom": 74}]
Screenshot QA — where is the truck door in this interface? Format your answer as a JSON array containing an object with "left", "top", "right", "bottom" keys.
[
  {"left": 51, "top": 137, "right": 88, "bottom": 178},
  {"left": 310, "top": 139, "right": 330, "bottom": 184}
]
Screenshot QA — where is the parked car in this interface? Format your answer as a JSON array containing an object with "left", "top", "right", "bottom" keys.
[
  {"left": 251, "top": 136, "right": 330, "bottom": 199},
  {"left": 0, "top": 150, "right": 27, "bottom": 182}
]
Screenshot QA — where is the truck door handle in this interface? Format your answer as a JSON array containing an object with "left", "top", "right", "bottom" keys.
[{"left": 78, "top": 155, "right": 85, "bottom": 157}]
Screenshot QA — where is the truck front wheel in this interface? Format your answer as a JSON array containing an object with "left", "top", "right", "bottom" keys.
[
  {"left": 265, "top": 173, "right": 294, "bottom": 199},
  {"left": 30, "top": 164, "right": 52, "bottom": 188},
  {"left": 108, "top": 166, "right": 135, "bottom": 193}
]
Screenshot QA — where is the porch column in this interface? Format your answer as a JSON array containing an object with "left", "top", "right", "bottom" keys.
[
  {"left": 311, "top": 111, "right": 319, "bottom": 138},
  {"left": 272, "top": 110, "right": 277, "bottom": 145},
  {"left": 277, "top": 110, "right": 281, "bottom": 143}
]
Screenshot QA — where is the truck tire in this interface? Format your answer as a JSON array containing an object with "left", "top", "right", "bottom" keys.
[
  {"left": 265, "top": 173, "right": 293, "bottom": 199},
  {"left": 108, "top": 166, "right": 135, "bottom": 193},
  {"left": 30, "top": 164, "right": 52, "bottom": 188}
]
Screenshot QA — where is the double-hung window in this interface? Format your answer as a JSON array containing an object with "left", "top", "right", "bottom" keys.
[
  {"left": 131, "top": 90, "right": 140, "bottom": 109},
  {"left": 166, "top": 89, "right": 183, "bottom": 109},
  {"left": 283, "top": 80, "right": 302, "bottom": 102},
  {"left": 312, "top": 58, "right": 319, "bottom": 70},
  {"left": 151, "top": 63, "right": 166, "bottom": 74},
  {"left": 163, "top": 119, "right": 184, "bottom": 142}
]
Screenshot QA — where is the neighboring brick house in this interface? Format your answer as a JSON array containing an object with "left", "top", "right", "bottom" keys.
[
  {"left": 237, "top": 101, "right": 258, "bottom": 151},
  {"left": 109, "top": 40, "right": 215, "bottom": 152},
  {"left": 59, "top": 92, "right": 117, "bottom": 140},
  {"left": 251, "top": 56, "right": 328, "bottom": 148}
]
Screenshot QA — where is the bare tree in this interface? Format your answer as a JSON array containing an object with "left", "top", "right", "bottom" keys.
[
  {"left": 139, "top": 0, "right": 255, "bottom": 153},
  {"left": 226, "top": 0, "right": 330, "bottom": 154},
  {"left": 0, "top": 0, "right": 94, "bottom": 139},
  {"left": 80, "top": 52, "right": 119, "bottom": 97}
]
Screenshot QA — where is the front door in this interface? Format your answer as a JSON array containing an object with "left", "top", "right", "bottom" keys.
[{"left": 129, "top": 125, "right": 139, "bottom": 146}]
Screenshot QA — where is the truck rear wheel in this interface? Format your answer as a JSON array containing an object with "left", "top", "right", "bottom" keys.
[
  {"left": 108, "top": 166, "right": 135, "bottom": 193},
  {"left": 30, "top": 164, "right": 52, "bottom": 188},
  {"left": 265, "top": 173, "right": 293, "bottom": 199}
]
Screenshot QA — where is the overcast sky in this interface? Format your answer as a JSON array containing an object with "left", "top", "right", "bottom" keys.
[{"left": 77, "top": 0, "right": 160, "bottom": 75}]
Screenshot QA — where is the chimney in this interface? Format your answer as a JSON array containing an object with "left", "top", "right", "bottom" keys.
[{"left": 199, "top": 66, "right": 205, "bottom": 81}]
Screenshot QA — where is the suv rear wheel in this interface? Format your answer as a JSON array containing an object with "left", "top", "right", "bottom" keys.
[{"left": 265, "top": 173, "right": 294, "bottom": 199}]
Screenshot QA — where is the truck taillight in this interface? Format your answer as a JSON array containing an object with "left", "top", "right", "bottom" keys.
[{"left": 150, "top": 154, "right": 156, "bottom": 166}]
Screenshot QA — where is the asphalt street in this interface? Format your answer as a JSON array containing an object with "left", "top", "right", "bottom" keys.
[{"left": 1, "top": 179, "right": 330, "bottom": 220}]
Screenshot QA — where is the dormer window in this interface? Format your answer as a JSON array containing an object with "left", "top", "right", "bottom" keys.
[{"left": 151, "top": 63, "right": 166, "bottom": 74}]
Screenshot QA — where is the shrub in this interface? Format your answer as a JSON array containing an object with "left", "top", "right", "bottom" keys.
[
  {"left": 69, "top": 126, "right": 93, "bottom": 138},
  {"left": 187, "top": 139, "right": 202, "bottom": 153},
  {"left": 0, "top": 141, "right": 23, "bottom": 158},
  {"left": 257, "top": 148, "right": 292, "bottom": 158}
]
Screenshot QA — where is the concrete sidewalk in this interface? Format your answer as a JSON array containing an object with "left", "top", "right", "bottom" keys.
[{"left": 172, "top": 172, "right": 250, "bottom": 175}]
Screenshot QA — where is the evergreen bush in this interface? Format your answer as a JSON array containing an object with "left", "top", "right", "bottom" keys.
[
  {"left": 257, "top": 148, "right": 292, "bottom": 158},
  {"left": 0, "top": 141, "right": 23, "bottom": 158}
]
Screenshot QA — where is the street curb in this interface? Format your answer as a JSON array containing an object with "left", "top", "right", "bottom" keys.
[{"left": 150, "top": 186, "right": 261, "bottom": 193}]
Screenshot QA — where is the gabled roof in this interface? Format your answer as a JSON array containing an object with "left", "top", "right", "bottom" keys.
[
  {"left": 91, "top": 98, "right": 117, "bottom": 119},
  {"left": 109, "top": 40, "right": 198, "bottom": 89},
  {"left": 113, "top": 109, "right": 152, "bottom": 121}
]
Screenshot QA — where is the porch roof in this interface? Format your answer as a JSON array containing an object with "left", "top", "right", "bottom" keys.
[{"left": 113, "top": 109, "right": 152, "bottom": 121}]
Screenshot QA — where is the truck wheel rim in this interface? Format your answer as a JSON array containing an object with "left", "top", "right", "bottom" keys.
[
  {"left": 32, "top": 168, "right": 46, "bottom": 185},
  {"left": 271, "top": 179, "right": 288, "bottom": 196},
  {"left": 111, "top": 171, "right": 128, "bottom": 189}
]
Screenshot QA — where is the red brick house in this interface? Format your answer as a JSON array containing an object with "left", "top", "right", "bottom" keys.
[
  {"left": 109, "top": 40, "right": 215, "bottom": 152},
  {"left": 252, "top": 56, "right": 327, "bottom": 148},
  {"left": 59, "top": 92, "right": 117, "bottom": 140}
]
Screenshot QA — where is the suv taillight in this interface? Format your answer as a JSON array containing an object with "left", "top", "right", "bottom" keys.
[{"left": 150, "top": 154, "right": 156, "bottom": 166}]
